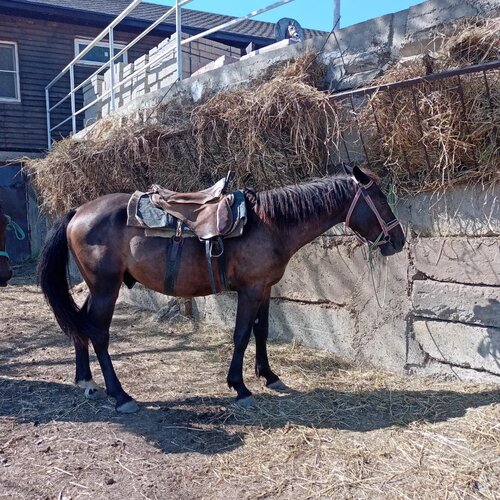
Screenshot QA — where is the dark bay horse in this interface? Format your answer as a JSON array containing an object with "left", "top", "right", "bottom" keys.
[
  {"left": 38, "top": 166, "right": 405, "bottom": 412},
  {"left": 0, "top": 203, "right": 13, "bottom": 286}
]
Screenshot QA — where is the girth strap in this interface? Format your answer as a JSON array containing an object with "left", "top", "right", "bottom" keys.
[
  {"left": 164, "top": 237, "right": 183, "bottom": 295},
  {"left": 205, "top": 237, "right": 227, "bottom": 294},
  {"left": 164, "top": 236, "right": 228, "bottom": 296}
]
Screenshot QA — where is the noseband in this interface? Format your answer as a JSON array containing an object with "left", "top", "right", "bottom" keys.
[{"left": 344, "top": 180, "right": 401, "bottom": 248}]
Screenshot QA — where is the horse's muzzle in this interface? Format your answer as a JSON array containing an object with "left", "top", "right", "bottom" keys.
[{"left": 380, "top": 233, "right": 405, "bottom": 257}]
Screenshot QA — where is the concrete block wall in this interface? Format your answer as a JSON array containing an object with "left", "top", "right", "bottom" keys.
[
  {"left": 190, "top": 185, "right": 500, "bottom": 382},
  {"left": 403, "top": 185, "right": 500, "bottom": 381}
]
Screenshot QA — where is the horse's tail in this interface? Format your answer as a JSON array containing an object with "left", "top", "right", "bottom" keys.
[{"left": 37, "top": 210, "right": 99, "bottom": 345}]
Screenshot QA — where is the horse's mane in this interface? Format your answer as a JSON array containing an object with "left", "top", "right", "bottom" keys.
[{"left": 246, "top": 175, "right": 355, "bottom": 225}]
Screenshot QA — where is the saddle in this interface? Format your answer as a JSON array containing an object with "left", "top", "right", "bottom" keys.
[
  {"left": 127, "top": 172, "right": 247, "bottom": 295},
  {"left": 149, "top": 172, "right": 236, "bottom": 240}
]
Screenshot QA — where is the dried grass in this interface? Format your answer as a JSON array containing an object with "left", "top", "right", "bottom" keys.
[
  {"left": 439, "top": 17, "right": 500, "bottom": 68},
  {"left": 191, "top": 52, "right": 339, "bottom": 186},
  {"left": 359, "top": 18, "right": 500, "bottom": 194},
  {"left": 1, "top": 270, "right": 499, "bottom": 499}
]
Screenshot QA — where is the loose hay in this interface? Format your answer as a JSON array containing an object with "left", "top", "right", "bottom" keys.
[
  {"left": 359, "top": 18, "right": 500, "bottom": 194},
  {"left": 191, "top": 52, "right": 339, "bottom": 186},
  {"left": 27, "top": 54, "right": 338, "bottom": 216},
  {"left": 1, "top": 265, "right": 499, "bottom": 499}
]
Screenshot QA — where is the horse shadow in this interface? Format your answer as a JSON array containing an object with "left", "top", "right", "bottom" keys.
[
  {"left": 0, "top": 377, "right": 243, "bottom": 455},
  {"left": 0, "top": 377, "right": 498, "bottom": 456}
]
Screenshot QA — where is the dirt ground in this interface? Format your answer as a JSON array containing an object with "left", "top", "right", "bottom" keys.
[{"left": 0, "top": 263, "right": 499, "bottom": 500}]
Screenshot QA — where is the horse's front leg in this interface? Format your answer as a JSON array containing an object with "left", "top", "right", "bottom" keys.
[
  {"left": 253, "top": 292, "right": 286, "bottom": 391},
  {"left": 227, "top": 287, "right": 266, "bottom": 406}
]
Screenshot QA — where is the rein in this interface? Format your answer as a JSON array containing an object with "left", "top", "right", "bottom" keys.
[
  {"left": 0, "top": 215, "right": 26, "bottom": 260},
  {"left": 344, "top": 180, "right": 401, "bottom": 252}
]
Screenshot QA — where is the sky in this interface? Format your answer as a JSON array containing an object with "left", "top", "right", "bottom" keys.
[{"left": 148, "top": 0, "right": 425, "bottom": 32}]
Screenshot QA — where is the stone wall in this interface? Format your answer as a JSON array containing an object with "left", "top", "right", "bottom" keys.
[{"left": 112, "top": 0, "right": 499, "bottom": 382}]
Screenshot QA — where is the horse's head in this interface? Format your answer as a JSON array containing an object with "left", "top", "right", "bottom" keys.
[
  {"left": 0, "top": 207, "right": 13, "bottom": 286},
  {"left": 344, "top": 166, "right": 405, "bottom": 257}
]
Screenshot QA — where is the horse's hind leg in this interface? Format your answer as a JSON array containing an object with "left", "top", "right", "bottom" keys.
[
  {"left": 74, "top": 297, "right": 105, "bottom": 399},
  {"left": 75, "top": 340, "right": 105, "bottom": 399},
  {"left": 85, "top": 278, "right": 139, "bottom": 413},
  {"left": 253, "top": 294, "right": 287, "bottom": 392}
]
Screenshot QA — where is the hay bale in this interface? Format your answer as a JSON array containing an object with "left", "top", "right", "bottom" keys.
[
  {"left": 26, "top": 21, "right": 499, "bottom": 214},
  {"left": 439, "top": 17, "right": 500, "bottom": 68},
  {"left": 191, "top": 52, "right": 340, "bottom": 188},
  {"left": 27, "top": 53, "right": 339, "bottom": 215},
  {"left": 26, "top": 117, "right": 195, "bottom": 215},
  {"left": 358, "top": 18, "right": 500, "bottom": 195}
]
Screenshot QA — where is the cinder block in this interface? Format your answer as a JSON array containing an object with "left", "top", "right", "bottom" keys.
[
  {"left": 82, "top": 74, "right": 104, "bottom": 125},
  {"left": 269, "top": 300, "right": 357, "bottom": 360},
  {"left": 406, "top": 0, "right": 482, "bottom": 35},
  {"left": 413, "top": 280, "right": 500, "bottom": 327},
  {"left": 121, "top": 63, "right": 134, "bottom": 106},
  {"left": 414, "top": 319, "right": 500, "bottom": 375},
  {"left": 191, "top": 55, "right": 240, "bottom": 77},
  {"left": 131, "top": 54, "right": 149, "bottom": 99},
  {"left": 240, "top": 38, "right": 301, "bottom": 60},
  {"left": 412, "top": 237, "right": 500, "bottom": 286},
  {"left": 398, "top": 184, "right": 500, "bottom": 237}
]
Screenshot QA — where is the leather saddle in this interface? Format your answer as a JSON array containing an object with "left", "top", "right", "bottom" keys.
[
  {"left": 150, "top": 172, "right": 236, "bottom": 240},
  {"left": 144, "top": 172, "right": 244, "bottom": 295}
]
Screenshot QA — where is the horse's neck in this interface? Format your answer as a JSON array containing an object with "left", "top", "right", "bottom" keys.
[
  {"left": 280, "top": 183, "right": 354, "bottom": 257},
  {"left": 281, "top": 211, "right": 345, "bottom": 256}
]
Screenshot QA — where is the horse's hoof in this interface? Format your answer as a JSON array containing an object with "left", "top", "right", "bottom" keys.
[
  {"left": 236, "top": 396, "right": 256, "bottom": 408},
  {"left": 85, "top": 387, "right": 106, "bottom": 400},
  {"left": 267, "top": 380, "right": 289, "bottom": 392},
  {"left": 77, "top": 379, "right": 106, "bottom": 400},
  {"left": 116, "top": 400, "right": 140, "bottom": 414}
]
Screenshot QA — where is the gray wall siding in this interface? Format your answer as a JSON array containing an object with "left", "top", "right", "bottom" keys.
[{"left": 0, "top": 12, "right": 164, "bottom": 151}]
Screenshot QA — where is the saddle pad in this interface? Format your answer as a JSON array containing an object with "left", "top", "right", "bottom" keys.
[{"left": 126, "top": 190, "right": 247, "bottom": 239}]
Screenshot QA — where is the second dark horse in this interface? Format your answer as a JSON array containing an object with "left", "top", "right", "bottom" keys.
[{"left": 38, "top": 167, "right": 405, "bottom": 412}]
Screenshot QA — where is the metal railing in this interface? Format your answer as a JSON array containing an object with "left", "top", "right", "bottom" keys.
[
  {"left": 328, "top": 60, "right": 500, "bottom": 169},
  {"left": 45, "top": 0, "right": 296, "bottom": 149}
]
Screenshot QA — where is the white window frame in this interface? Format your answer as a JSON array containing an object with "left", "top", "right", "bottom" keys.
[
  {"left": 0, "top": 41, "right": 21, "bottom": 103},
  {"left": 74, "top": 37, "right": 128, "bottom": 67}
]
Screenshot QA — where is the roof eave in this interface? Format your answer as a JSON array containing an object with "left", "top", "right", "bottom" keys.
[{"left": 0, "top": 0, "right": 275, "bottom": 47}]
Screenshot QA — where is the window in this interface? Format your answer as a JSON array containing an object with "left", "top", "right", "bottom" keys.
[
  {"left": 0, "top": 41, "right": 20, "bottom": 102},
  {"left": 75, "top": 38, "right": 128, "bottom": 66}
]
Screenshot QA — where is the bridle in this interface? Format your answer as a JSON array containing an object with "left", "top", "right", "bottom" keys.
[
  {"left": 0, "top": 214, "right": 26, "bottom": 259},
  {"left": 344, "top": 179, "right": 401, "bottom": 249}
]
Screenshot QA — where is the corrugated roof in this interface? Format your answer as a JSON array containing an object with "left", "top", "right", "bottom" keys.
[{"left": 13, "top": 0, "right": 326, "bottom": 41}]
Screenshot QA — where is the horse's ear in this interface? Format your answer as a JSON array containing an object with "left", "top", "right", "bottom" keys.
[
  {"left": 352, "top": 166, "right": 372, "bottom": 186},
  {"left": 342, "top": 163, "right": 352, "bottom": 176}
]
